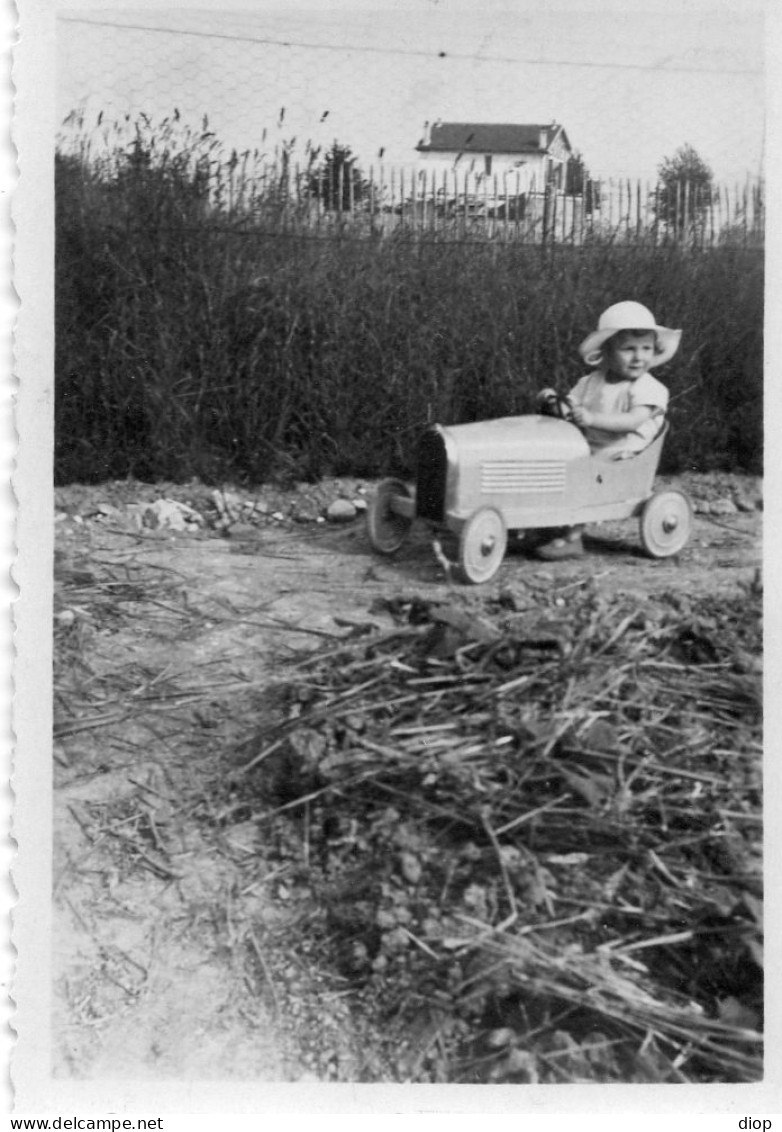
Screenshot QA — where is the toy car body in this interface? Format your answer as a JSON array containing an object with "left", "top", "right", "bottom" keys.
[{"left": 367, "top": 414, "right": 693, "bottom": 583}]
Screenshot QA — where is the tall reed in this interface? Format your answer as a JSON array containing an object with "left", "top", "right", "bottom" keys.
[{"left": 55, "top": 116, "right": 763, "bottom": 484}]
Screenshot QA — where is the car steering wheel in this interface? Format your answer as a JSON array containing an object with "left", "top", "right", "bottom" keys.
[{"left": 540, "top": 391, "right": 574, "bottom": 422}]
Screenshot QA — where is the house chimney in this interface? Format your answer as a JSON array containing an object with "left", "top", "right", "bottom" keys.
[
  {"left": 539, "top": 127, "right": 548, "bottom": 149},
  {"left": 422, "top": 120, "right": 431, "bottom": 147}
]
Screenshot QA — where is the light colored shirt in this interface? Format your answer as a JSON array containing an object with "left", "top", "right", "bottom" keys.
[{"left": 569, "top": 369, "right": 669, "bottom": 458}]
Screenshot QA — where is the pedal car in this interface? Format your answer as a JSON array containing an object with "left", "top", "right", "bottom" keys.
[{"left": 367, "top": 398, "right": 693, "bottom": 584}]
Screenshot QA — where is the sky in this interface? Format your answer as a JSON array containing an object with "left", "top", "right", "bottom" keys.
[{"left": 56, "top": 3, "right": 765, "bottom": 185}]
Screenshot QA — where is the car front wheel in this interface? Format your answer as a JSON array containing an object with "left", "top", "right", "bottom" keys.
[{"left": 458, "top": 507, "right": 508, "bottom": 583}]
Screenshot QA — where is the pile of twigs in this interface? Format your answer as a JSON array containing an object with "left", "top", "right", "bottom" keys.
[{"left": 237, "top": 580, "right": 762, "bottom": 1083}]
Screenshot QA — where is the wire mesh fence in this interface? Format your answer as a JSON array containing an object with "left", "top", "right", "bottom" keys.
[
  {"left": 58, "top": 107, "right": 764, "bottom": 249},
  {"left": 56, "top": 11, "right": 764, "bottom": 249},
  {"left": 54, "top": 11, "right": 765, "bottom": 483}
]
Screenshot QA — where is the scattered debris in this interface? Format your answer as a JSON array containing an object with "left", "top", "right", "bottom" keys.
[
  {"left": 51, "top": 471, "right": 762, "bottom": 1085},
  {"left": 129, "top": 498, "right": 204, "bottom": 532},
  {"left": 233, "top": 583, "right": 763, "bottom": 1084}
]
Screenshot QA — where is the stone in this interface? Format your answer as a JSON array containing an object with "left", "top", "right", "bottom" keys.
[
  {"left": 86, "top": 502, "right": 120, "bottom": 519},
  {"left": 142, "top": 498, "right": 202, "bottom": 531},
  {"left": 709, "top": 498, "right": 738, "bottom": 515},
  {"left": 223, "top": 821, "right": 258, "bottom": 855},
  {"left": 211, "top": 490, "right": 243, "bottom": 518},
  {"left": 327, "top": 499, "right": 357, "bottom": 523},
  {"left": 399, "top": 850, "right": 422, "bottom": 885},
  {"left": 291, "top": 499, "right": 322, "bottom": 522}
]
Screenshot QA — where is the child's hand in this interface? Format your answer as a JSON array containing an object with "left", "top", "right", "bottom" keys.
[{"left": 572, "top": 405, "right": 593, "bottom": 427}]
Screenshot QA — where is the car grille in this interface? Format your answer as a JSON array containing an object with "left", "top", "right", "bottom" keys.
[
  {"left": 416, "top": 429, "right": 447, "bottom": 521},
  {"left": 481, "top": 460, "right": 566, "bottom": 493}
]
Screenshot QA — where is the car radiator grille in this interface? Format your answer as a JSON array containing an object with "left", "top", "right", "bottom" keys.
[
  {"left": 416, "top": 429, "right": 447, "bottom": 521},
  {"left": 481, "top": 460, "right": 566, "bottom": 493}
]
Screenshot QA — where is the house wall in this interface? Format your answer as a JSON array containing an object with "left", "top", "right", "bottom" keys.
[
  {"left": 417, "top": 150, "right": 544, "bottom": 188},
  {"left": 416, "top": 150, "right": 572, "bottom": 190}
]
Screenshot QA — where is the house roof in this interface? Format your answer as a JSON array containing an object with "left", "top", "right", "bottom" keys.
[{"left": 416, "top": 122, "right": 571, "bottom": 156}]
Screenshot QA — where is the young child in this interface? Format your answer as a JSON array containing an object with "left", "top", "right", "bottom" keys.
[{"left": 535, "top": 300, "right": 682, "bottom": 560}]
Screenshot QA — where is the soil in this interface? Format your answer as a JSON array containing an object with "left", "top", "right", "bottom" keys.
[{"left": 52, "top": 472, "right": 762, "bottom": 1082}]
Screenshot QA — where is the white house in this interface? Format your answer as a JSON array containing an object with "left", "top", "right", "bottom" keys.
[{"left": 415, "top": 121, "right": 574, "bottom": 190}]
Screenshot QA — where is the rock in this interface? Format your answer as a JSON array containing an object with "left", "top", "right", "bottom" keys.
[
  {"left": 212, "top": 489, "right": 243, "bottom": 518},
  {"left": 327, "top": 499, "right": 357, "bottom": 523},
  {"left": 55, "top": 609, "right": 76, "bottom": 627},
  {"left": 291, "top": 499, "right": 323, "bottom": 522},
  {"left": 399, "top": 850, "right": 422, "bottom": 885},
  {"left": 126, "top": 503, "right": 144, "bottom": 529},
  {"left": 382, "top": 926, "right": 410, "bottom": 952},
  {"left": 84, "top": 502, "right": 120, "bottom": 519},
  {"left": 140, "top": 498, "right": 202, "bottom": 531},
  {"left": 583, "top": 718, "right": 619, "bottom": 752},
  {"left": 351, "top": 497, "right": 368, "bottom": 512},
  {"left": 734, "top": 495, "right": 755, "bottom": 513},
  {"left": 709, "top": 498, "right": 737, "bottom": 515},
  {"left": 223, "top": 821, "right": 259, "bottom": 855},
  {"left": 693, "top": 500, "right": 710, "bottom": 515}
]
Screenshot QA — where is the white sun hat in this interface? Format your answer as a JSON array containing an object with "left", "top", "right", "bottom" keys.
[{"left": 578, "top": 301, "right": 682, "bottom": 368}]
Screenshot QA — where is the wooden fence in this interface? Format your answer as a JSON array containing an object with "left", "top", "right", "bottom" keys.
[{"left": 222, "top": 163, "right": 764, "bottom": 248}]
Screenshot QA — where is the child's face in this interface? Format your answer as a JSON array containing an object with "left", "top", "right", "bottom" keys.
[{"left": 605, "top": 330, "right": 657, "bottom": 380}]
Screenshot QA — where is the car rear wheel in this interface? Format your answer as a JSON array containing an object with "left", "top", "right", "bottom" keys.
[
  {"left": 458, "top": 508, "right": 507, "bottom": 583},
  {"left": 367, "top": 478, "right": 414, "bottom": 554},
  {"left": 639, "top": 490, "right": 693, "bottom": 558}
]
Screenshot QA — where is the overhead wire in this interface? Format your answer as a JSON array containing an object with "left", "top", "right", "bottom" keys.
[{"left": 57, "top": 16, "right": 762, "bottom": 77}]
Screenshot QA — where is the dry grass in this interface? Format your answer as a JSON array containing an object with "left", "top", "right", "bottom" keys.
[
  {"left": 235, "top": 581, "right": 763, "bottom": 1083},
  {"left": 53, "top": 500, "right": 762, "bottom": 1082}
]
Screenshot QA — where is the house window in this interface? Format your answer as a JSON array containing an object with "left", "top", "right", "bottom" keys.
[
  {"left": 484, "top": 155, "right": 492, "bottom": 176},
  {"left": 547, "top": 160, "right": 563, "bottom": 188}
]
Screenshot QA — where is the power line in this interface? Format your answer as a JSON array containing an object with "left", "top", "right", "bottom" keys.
[{"left": 57, "top": 16, "right": 762, "bottom": 77}]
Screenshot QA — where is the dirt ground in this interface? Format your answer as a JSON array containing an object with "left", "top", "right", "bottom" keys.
[{"left": 52, "top": 472, "right": 762, "bottom": 1081}]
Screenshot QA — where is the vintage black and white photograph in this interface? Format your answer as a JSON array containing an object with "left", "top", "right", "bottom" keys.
[{"left": 11, "top": 0, "right": 774, "bottom": 1114}]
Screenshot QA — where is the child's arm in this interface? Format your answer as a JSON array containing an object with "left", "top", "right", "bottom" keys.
[{"left": 571, "top": 404, "right": 654, "bottom": 432}]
